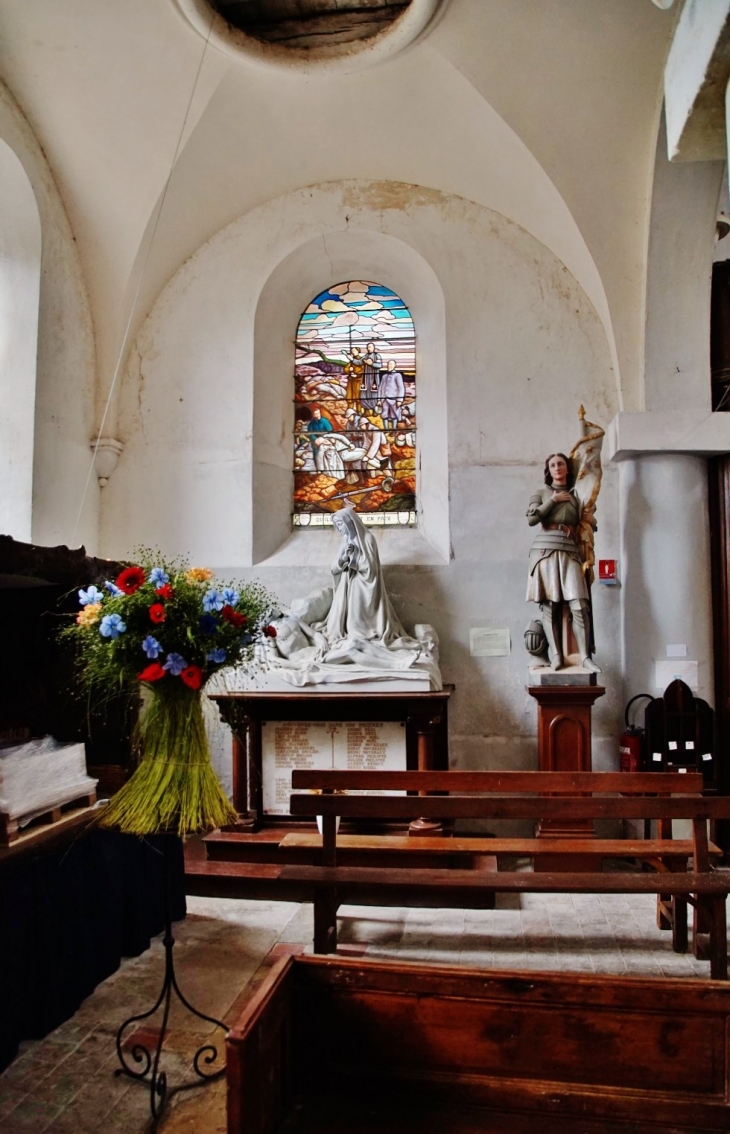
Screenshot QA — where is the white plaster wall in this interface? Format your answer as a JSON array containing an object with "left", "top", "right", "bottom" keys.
[
  {"left": 609, "top": 115, "right": 722, "bottom": 720},
  {"left": 0, "top": 1, "right": 679, "bottom": 467},
  {"left": 644, "top": 114, "right": 724, "bottom": 415},
  {"left": 0, "top": 138, "right": 40, "bottom": 542},
  {"left": 0, "top": 81, "right": 97, "bottom": 549},
  {"left": 664, "top": 0, "right": 730, "bottom": 161},
  {"left": 619, "top": 455, "right": 714, "bottom": 706},
  {"left": 108, "top": 180, "right": 619, "bottom": 780}
]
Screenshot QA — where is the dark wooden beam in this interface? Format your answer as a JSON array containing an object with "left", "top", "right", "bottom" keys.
[{"left": 212, "top": 1, "right": 411, "bottom": 48}]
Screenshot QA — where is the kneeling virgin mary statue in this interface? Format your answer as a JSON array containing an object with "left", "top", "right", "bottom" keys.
[{"left": 254, "top": 507, "right": 441, "bottom": 689}]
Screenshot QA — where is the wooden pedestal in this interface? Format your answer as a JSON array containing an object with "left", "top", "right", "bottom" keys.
[{"left": 528, "top": 683, "right": 605, "bottom": 869}]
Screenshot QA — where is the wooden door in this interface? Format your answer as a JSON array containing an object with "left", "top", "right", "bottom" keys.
[{"left": 708, "top": 457, "right": 730, "bottom": 809}]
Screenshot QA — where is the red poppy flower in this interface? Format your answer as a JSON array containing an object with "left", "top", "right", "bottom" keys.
[
  {"left": 137, "top": 662, "right": 165, "bottom": 683},
  {"left": 221, "top": 604, "right": 246, "bottom": 628},
  {"left": 180, "top": 665, "right": 203, "bottom": 690},
  {"left": 116, "top": 565, "right": 145, "bottom": 594},
  {"left": 155, "top": 583, "right": 174, "bottom": 600},
  {"left": 149, "top": 603, "right": 166, "bottom": 624},
  {"left": 264, "top": 624, "right": 277, "bottom": 638}
]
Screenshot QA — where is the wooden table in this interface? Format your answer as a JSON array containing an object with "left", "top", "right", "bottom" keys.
[{"left": 209, "top": 687, "right": 452, "bottom": 827}]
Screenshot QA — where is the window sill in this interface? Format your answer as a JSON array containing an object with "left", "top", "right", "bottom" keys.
[{"left": 254, "top": 525, "right": 449, "bottom": 567}]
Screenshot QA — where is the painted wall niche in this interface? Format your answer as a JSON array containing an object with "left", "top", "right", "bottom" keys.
[{"left": 252, "top": 229, "right": 449, "bottom": 566}]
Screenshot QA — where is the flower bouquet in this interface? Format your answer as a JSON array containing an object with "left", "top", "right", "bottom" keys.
[{"left": 62, "top": 554, "right": 275, "bottom": 836}]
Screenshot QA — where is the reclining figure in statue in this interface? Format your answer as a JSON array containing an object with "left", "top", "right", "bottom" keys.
[{"left": 259, "top": 506, "right": 441, "bottom": 690}]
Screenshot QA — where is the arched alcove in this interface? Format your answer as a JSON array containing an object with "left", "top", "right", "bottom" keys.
[
  {"left": 252, "top": 228, "right": 449, "bottom": 565},
  {"left": 0, "top": 79, "right": 96, "bottom": 550},
  {"left": 0, "top": 138, "right": 41, "bottom": 542}
]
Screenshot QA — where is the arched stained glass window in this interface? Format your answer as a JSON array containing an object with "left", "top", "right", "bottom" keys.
[{"left": 292, "top": 281, "right": 416, "bottom": 527}]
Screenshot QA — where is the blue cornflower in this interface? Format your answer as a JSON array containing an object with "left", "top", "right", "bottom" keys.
[
  {"left": 162, "top": 652, "right": 187, "bottom": 676},
  {"left": 142, "top": 635, "right": 162, "bottom": 659},
  {"left": 99, "top": 613, "right": 126, "bottom": 639},
  {"left": 148, "top": 567, "right": 169, "bottom": 587},
  {"left": 221, "top": 587, "right": 240, "bottom": 606},
  {"left": 78, "top": 585, "right": 103, "bottom": 606},
  {"left": 202, "top": 590, "right": 225, "bottom": 613},
  {"left": 200, "top": 614, "right": 217, "bottom": 634},
  {"left": 104, "top": 580, "right": 124, "bottom": 597},
  {"left": 240, "top": 632, "right": 254, "bottom": 646},
  {"left": 206, "top": 647, "right": 227, "bottom": 664}
]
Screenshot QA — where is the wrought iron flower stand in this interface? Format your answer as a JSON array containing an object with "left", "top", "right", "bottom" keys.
[{"left": 114, "top": 834, "right": 228, "bottom": 1121}]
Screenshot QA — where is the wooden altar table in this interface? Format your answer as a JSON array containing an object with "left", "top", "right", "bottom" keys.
[{"left": 209, "top": 687, "right": 452, "bottom": 827}]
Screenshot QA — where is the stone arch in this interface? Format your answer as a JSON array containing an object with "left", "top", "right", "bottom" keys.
[
  {"left": 0, "top": 80, "right": 96, "bottom": 549},
  {"left": 0, "top": 138, "right": 40, "bottom": 541},
  {"left": 252, "top": 228, "right": 449, "bottom": 565}
]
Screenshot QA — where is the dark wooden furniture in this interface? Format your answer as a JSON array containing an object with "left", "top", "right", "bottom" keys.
[
  {"left": 280, "top": 770, "right": 730, "bottom": 976},
  {"left": 709, "top": 456, "right": 730, "bottom": 853},
  {"left": 0, "top": 534, "right": 132, "bottom": 774},
  {"left": 0, "top": 788, "right": 98, "bottom": 847},
  {"left": 227, "top": 953, "right": 730, "bottom": 1134},
  {"left": 0, "top": 820, "right": 185, "bottom": 1072},
  {"left": 644, "top": 677, "right": 716, "bottom": 782},
  {"left": 208, "top": 687, "right": 452, "bottom": 824}
]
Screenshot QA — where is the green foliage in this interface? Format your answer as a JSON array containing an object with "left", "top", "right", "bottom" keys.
[
  {"left": 59, "top": 551, "right": 276, "bottom": 835},
  {"left": 98, "top": 685, "right": 238, "bottom": 835}
]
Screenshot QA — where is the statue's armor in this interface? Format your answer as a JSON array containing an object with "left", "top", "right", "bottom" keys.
[
  {"left": 527, "top": 489, "right": 582, "bottom": 574},
  {"left": 526, "top": 487, "right": 587, "bottom": 603}
]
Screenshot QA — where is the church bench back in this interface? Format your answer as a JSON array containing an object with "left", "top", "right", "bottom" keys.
[
  {"left": 288, "top": 770, "right": 728, "bottom": 869},
  {"left": 290, "top": 770, "right": 703, "bottom": 794}
]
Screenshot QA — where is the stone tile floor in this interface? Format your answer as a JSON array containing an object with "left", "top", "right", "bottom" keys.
[{"left": 0, "top": 888, "right": 720, "bottom": 1133}]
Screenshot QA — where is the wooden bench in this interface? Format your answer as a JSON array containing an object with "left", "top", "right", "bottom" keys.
[
  {"left": 279, "top": 770, "right": 730, "bottom": 977},
  {"left": 227, "top": 953, "right": 730, "bottom": 1134}
]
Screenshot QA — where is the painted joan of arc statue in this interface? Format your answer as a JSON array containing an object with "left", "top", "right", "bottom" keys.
[{"left": 525, "top": 407, "right": 604, "bottom": 673}]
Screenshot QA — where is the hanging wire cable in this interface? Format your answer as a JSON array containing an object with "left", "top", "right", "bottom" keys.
[{"left": 71, "top": 9, "right": 216, "bottom": 545}]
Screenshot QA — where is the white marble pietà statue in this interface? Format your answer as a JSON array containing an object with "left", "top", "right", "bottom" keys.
[{"left": 258, "top": 507, "right": 441, "bottom": 689}]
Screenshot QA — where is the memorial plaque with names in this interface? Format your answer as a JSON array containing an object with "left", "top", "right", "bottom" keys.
[{"left": 262, "top": 720, "right": 406, "bottom": 816}]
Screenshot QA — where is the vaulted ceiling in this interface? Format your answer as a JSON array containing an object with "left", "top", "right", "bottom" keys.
[{"left": 0, "top": 0, "right": 681, "bottom": 411}]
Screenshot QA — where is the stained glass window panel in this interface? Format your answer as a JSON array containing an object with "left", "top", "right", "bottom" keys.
[{"left": 293, "top": 281, "right": 416, "bottom": 526}]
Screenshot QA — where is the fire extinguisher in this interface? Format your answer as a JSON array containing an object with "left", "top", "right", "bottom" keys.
[{"left": 619, "top": 694, "right": 653, "bottom": 772}]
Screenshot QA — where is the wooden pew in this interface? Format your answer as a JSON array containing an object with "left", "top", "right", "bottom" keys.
[
  {"left": 227, "top": 954, "right": 730, "bottom": 1134},
  {"left": 279, "top": 770, "right": 730, "bottom": 977}
]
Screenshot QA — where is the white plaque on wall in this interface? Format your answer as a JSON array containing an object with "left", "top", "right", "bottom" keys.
[
  {"left": 654, "top": 659, "right": 699, "bottom": 692},
  {"left": 469, "top": 628, "right": 510, "bottom": 657},
  {"left": 261, "top": 720, "right": 407, "bottom": 816}
]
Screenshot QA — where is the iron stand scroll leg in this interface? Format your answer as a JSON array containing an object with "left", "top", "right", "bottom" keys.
[{"left": 114, "top": 834, "right": 229, "bottom": 1121}]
